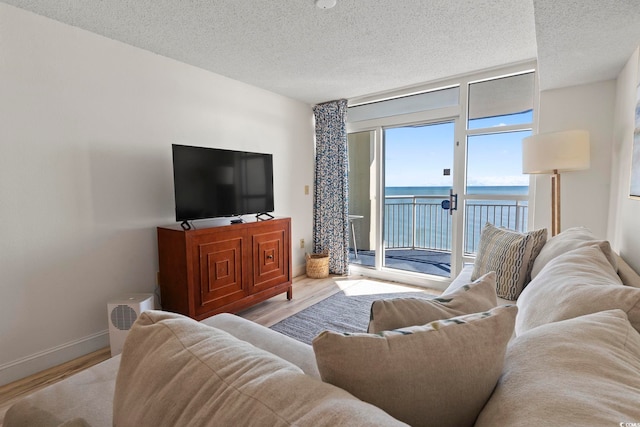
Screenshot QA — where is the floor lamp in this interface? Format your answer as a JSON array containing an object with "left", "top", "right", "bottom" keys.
[{"left": 522, "top": 130, "right": 590, "bottom": 236}]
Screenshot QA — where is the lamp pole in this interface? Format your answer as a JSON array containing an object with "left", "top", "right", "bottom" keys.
[{"left": 551, "top": 169, "right": 560, "bottom": 236}]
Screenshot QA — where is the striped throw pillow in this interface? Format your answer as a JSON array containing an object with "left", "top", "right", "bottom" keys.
[{"left": 472, "top": 223, "right": 544, "bottom": 300}]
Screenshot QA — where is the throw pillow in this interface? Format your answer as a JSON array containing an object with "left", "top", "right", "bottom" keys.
[
  {"left": 523, "top": 226, "right": 547, "bottom": 284},
  {"left": 313, "top": 305, "right": 517, "bottom": 427},
  {"left": 113, "top": 310, "right": 406, "bottom": 427},
  {"left": 530, "top": 226, "right": 617, "bottom": 279},
  {"left": 515, "top": 245, "right": 640, "bottom": 335},
  {"left": 471, "top": 223, "right": 544, "bottom": 300},
  {"left": 476, "top": 310, "right": 640, "bottom": 427},
  {"left": 367, "top": 271, "right": 497, "bottom": 333}
]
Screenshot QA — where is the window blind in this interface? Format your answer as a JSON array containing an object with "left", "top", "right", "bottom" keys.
[{"left": 347, "top": 86, "right": 459, "bottom": 123}]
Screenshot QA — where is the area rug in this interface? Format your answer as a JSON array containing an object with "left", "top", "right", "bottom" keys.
[{"left": 269, "top": 290, "right": 436, "bottom": 345}]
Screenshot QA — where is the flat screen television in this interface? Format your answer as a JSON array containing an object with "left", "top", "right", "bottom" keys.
[{"left": 172, "top": 144, "right": 274, "bottom": 223}]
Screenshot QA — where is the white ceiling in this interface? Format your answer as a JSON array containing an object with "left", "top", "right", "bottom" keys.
[
  {"left": 2, "top": 0, "right": 640, "bottom": 105},
  {"left": 534, "top": 0, "right": 640, "bottom": 92}
]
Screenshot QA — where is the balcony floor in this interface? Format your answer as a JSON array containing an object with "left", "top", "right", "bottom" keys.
[{"left": 349, "top": 248, "right": 452, "bottom": 277}]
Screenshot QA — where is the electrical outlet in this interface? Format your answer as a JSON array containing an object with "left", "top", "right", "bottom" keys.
[
  {"left": 299, "top": 238, "right": 305, "bottom": 249},
  {"left": 304, "top": 185, "right": 309, "bottom": 195}
]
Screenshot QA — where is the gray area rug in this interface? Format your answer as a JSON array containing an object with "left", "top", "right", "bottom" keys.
[{"left": 270, "top": 291, "right": 434, "bottom": 345}]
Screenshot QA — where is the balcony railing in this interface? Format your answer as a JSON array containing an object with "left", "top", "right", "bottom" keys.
[{"left": 384, "top": 195, "right": 528, "bottom": 255}]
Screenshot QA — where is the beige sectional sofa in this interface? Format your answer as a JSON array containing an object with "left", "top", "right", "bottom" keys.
[{"left": 6, "top": 227, "right": 640, "bottom": 426}]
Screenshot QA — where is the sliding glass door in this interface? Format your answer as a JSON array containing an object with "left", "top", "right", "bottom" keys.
[{"left": 383, "top": 122, "right": 456, "bottom": 277}]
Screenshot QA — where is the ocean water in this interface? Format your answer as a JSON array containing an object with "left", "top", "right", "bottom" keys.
[{"left": 381, "top": 186, "right": 529, "bottom": 252}]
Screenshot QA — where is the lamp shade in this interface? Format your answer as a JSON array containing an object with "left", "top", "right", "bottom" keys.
[{"left": 522, "top": 130, "right": 590, "bottom": 174}]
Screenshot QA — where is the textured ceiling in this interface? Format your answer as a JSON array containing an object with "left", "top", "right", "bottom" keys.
[
  {"left": 2, "top": 0, "right": 639, "bottom": 104},
  {"left": 534, "top": 0, "right": 640, "bottom": 91}
]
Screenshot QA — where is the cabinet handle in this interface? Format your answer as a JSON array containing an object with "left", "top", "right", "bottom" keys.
[{"left": 267, "top": 255, "right": 274, "bottom": 260}]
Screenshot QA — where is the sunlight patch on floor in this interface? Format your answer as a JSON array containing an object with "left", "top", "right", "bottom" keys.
[{"left": 332, "top": 277, "right": 439, "bottom": 297}]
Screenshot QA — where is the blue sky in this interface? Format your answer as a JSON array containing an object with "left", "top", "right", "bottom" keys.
[{"left": 384, "top": 112, "right": 532, "bottom": 187}]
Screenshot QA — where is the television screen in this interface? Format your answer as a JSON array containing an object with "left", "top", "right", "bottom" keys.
[{"left": 172, "top": 144, "right": 274, "bottom": 221}]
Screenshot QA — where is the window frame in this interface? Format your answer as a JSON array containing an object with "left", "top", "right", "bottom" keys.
[{"left": 346, "top": 61, "right": 539, "bottom": 284}]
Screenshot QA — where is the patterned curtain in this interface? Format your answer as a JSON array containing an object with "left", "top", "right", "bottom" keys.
[{"left": 312, "top": 99, "right": 349, "bottom": 275}]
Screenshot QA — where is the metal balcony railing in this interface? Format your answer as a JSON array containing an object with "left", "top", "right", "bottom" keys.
[{"left": 384, "top": 195, "right": 528, "bottom": 255}]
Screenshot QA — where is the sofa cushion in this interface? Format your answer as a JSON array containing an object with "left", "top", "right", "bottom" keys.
[
  {"left": 113, "top": 310, "right": 407, "bottom": 427},
  {"left": 60, "top": 420, "right": 90, "bottom": 427},
  {"left": 367, "top": 271, "right": 497, "bottom": 333},
  {"left": 4, "top": 403, "right": 91, "bottom": 427},
  {"left": 201, "top": 312, "right": 320, "bottom": 378},
  {"left": 443, "top": 265, "right": 514, "bottom": 304},
  {"left": 476, "top": 310, "right": 640, "bottom": 427},
  {"left": 313, "top": 305, "right": 517, "bottom": 427},
  {"left": 618, "top": 255, "right": 640, "bottom": 288},
  {"left": 516, "top": 245, "right": 640, "bottom": 335},
  {"left": 4, "top": 356, "right": 119, "bottom": 427},
  {"left": 471, "top": 223, "right": 545, "bottom": 300},
  {"left": 530, "top": 226, "right": 617, "bottom": 279}
]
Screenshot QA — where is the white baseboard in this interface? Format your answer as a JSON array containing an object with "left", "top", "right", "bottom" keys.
[
  {"left": 0, "top": 330, "right": 110, "bottom": 387},
  {"left": 2, "top": 263, "right": 305, "bottom": 388},
  {"left": 293, "top": 263, "right": 306, "bottom": 278}
]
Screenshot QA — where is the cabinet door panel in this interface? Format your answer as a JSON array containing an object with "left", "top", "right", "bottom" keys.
[
  {"left": 252, "top": 227, "right": 289, "bottom": 293},
  {"left": 193, "top": 234, "right": 246, "bottom": 315}
]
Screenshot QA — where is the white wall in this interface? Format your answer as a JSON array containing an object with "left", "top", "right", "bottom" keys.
[
  {"left": 533, "top": 81, "right": 616, "bottom": 238},
  {"left": 0, "top": 4, "right": 314, "bottom": 385},
  {"left": 608, "top": 47, "right": 640, "bottom": 272}
]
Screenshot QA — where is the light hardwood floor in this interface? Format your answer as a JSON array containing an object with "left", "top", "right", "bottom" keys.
[
  {"left": 0, "top": 274, "right": 439, "bottom": 425},
  {"left": 238, "top": 273, "right": 439, "bottom": 327}
]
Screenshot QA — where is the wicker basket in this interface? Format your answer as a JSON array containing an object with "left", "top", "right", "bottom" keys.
[{"left": 306, "top": 252, "right": 329, "bottom": 279}]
